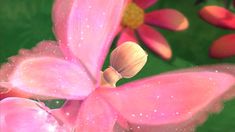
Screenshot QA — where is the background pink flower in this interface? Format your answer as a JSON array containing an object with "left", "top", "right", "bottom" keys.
[
  {"left": 199, "top": 5, "right": 235, "bottom": 58},
  {"left": 117, "top": 0, "right": 189, "bottom": 60}
]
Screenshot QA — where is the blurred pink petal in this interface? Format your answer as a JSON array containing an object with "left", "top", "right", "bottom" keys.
[
  {"left": 51, "top": 100, "right": 82, "bottom": 127},
  {"left": 76, "top": 93, "right": 117, "bottom": 132},
  {"left": 9, "top": 57, "right": 94, "bottom": 100},
  {"left": 209, "top": 34, "right": 235, "bottom": 58},
  {"left": 117, "top": 28, "right": 138, "bottom": 46},
  {"left": 98, "top": 71, "right": 235, "bottom": 131},
  {"left": 0, "top": 97, "right": 69, "bottom": 131},
  {"left": 173, "top": 64, "right": 235, "bottom": 76},
  {"left": 135, "top": 0, "right": 158, "bottom": 9},
  {"left": 53, "top": 0, "right": 125, "bottom": 82},
  {"left": 199, "top": 6, "right": 235, "bottom": 29},
  {"left": 137, "top": 24, "right": 172, "bottom": 59},
  {"left": 0, "top": 41, "right": 65, "bottom": 99},
  {"left": 145, "top": 9, "right": 189, "bottom": 31}
]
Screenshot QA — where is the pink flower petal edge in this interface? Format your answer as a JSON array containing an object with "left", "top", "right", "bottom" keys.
[
  {"left": 53, "top": 0, "right": 125, "bottom": 82},
  {"left": 137, "top": 24, "right": 172, "bottom": 60},
  {"left": 75, "top": 93, "right": 117, "bottom": 132},
  {"left": 209, "top": 34, "right": 235, "bottom": 58},
  {"left": 117, "top": 28, "right": 138, "bottom": 46},
  {"left": 97, "top": 71, "right": 235, "bottom": 131},
  {"left": 199, "top": 5, "right": 235, "bottom": 29},
  {"left": 134, "top": 0, "right": 158, "bottom": 9},
  {"left": 0, "top": 41, "right": 62, "bottom": 98},
  {"left": 0, "top": 97, "right": 69, "bottom": 131},
  {"left": 0, "top": 41, "right": 94, "bottom": 100},
  {"left": 145, "top": 9, "right": 189, "bottom": 31}
]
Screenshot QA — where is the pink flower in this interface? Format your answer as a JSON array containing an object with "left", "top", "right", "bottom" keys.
[
  {"left": 0, "top": 0, "right": 235, "bottom": 131},
  {"left": 199, "top": 5, "right": 235, "bottom": 58},
  {"left": 116, "top": 0, "right": 189, "bottom": 60}
]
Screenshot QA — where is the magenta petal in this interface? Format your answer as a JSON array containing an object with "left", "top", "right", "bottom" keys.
[
  {"left": 98, "top": 71, "right": 235, "bottom": 131},
  {"left": 52, "top": 0, "right": 125, "bottom": 82},
  {"left": 76, "top": 93, "right": 117, "bottom": 132},
  {"left": 137, "top": 24, "right": 172, "bottom": 59},
  {"left": 117, "top": 28, "right": 138, "bottom": 46},
  {"left": 209, "top": 34, "right": 235, "bottom": 58},
  {"left": 0, "top": 97, "right": 69, "bottom": 131},
  {"left": 134, "top": 0, "right": 158, "bottom": 9},
  {"left": 145, "top": 9, "right": 189, "bottom": 31},
  {"left": 9, "top": 57, "right": 94, "bottom": 100},
  {"left": 199, "top": 6, "right": 235, "bottom": 29}
]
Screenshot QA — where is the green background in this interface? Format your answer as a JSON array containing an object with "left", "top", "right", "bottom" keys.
[{"left": 0, "top": 0, "right": 234, "bottom": 131}]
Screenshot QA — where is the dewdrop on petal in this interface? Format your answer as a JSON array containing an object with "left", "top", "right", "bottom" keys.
[{"left": 102, "top": 41, "right": 148, "bottom": 86}]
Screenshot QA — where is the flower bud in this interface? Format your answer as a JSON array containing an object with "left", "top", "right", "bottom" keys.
[{"left": 110, "top": 41, "right": 147, "bottom": 78}]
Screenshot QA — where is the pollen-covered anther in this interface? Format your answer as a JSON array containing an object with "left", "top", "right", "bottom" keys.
[
  {"left": 122, "top": 2, "right": 145, "bottom": 29},
  {"left": 102, "top": 42, "right": 147, "bottom": 86}
]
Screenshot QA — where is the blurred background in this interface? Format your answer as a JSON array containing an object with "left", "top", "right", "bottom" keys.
[{"left": 0, "top": 0, "right": 234, "bottom": 131}]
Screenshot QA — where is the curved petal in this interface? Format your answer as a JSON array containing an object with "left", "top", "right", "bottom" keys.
[
  {"left": 0, "top": 41, "right": 64, "bottom": 98},
  {"left": 134, "top": 0, "right": 158, "bottom": 9},
  {"left": 199, "top": 6, "right": 235, "bottom": 29},
  {"left": 117, "top": 28, "right": 138, "bottom": 46},
  {"left": 0, "top": 97, "right": 69, "bottom": 131},
  {"left": 137, "top": 24, "right": 172, "bottom": 60},
  {"left": 75, "top": 93, "right": 117, "bottom": 132},
  {"left": 52, "top": 0, "right": 125, "bottom": 82},
  {"left": 51, "top": 100, "right": 82, "bottom": 127},
  {"left": 209, "top": 34, "right": 235, "bottom": 58},
  {"left": 9, "top": 57, "right": 94, "bottom": 100},
  {"left": 145, "top": 9, "right": 189, "bottom": 31},
  {"left": 98, "top": 72, "right": 235, "bottom": 131}
]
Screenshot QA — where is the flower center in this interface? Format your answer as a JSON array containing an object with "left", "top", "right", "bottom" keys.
[{"left": 122, "top": 2, "right": 145, "bottom": 29}]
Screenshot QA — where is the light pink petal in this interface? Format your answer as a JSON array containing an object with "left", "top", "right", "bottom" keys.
[
  {"left": 98, "top": 71, "right": 235, "bottom": 131},
  {"left": 209, "top": 34, "right": 235, "bottom": 58},
  {"left": 0, "top": 97, "right": 69, "bottom": 131},
  {"left": 134, "top": 0, "right": 158, "bottom": 9},
  {"left": 76, "top": 93, "right": 117, "bottom": 132},
  {"left": 199, "top": 6, "right": 235, "bottom": 29},
  {"left": 51, "top": 100, "right": 82, "bottom": 127},
  {"left": 117, "top": 28, "right": 138, "bottom": 46},
  {"left": 52, "top": 0, "right": 125, "bottom": 82},
  {"left": 0, "top": 41, "right": 64, "bottom": 98},
  {"left": 9, "top": 57, "right": 94, "bottom": 100},
  {"left": 145, "top": 9, "right": 189, "bottom": 31},
  {"left": 137, "top": 24, "right": 172, "bottom": 60}
]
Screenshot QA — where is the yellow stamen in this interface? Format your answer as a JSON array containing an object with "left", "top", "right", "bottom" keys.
[{"left": 122, "top": 3, "right": 145, "bottom": 29}]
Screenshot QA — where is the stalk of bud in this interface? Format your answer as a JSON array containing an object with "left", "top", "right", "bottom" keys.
[{"left": 102, "top": 41, "right": 148, "bottom": 87}]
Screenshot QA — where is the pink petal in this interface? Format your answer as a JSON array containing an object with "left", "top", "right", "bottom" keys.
[
  {"left": 117, "top": 28, "right": 138, "bottom": 46},
  {"left": 75, "top": 93, "right": 117, "bottom": 132},
  {"left": 9, "top": 57, "right": 94, "bottom": 100},
  {"left": 51, "top": 100, "right": 82, "bottom": 127},
  {"left": 137, "top": 24, "right": 172, "bottom": 60},
  {"left": 0, "top": 41, "right": 64, "bottom": 98},
  {"left": 98, "top": 71, "right": 235, "bottom": 131},
  {"left": 0, "top": 97, "right": 69, "bottom": 131},
  {"left": 199, "top": 6, "right": 235, "bottom": 29},
  {"left": 134, "top": 0, "right": 158, "bottom": 9},
  {"left": 209, "top": 34, "right": 235, "bottom": 58},
  {"left": 145, "top": 9, "right": 189, "bottom": 31},
  {"left": 52, "top": 0, "right": 125, "bottom": 82},
  {"left": 174, "top": 64, "right": 235, "bottom": 76}
]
